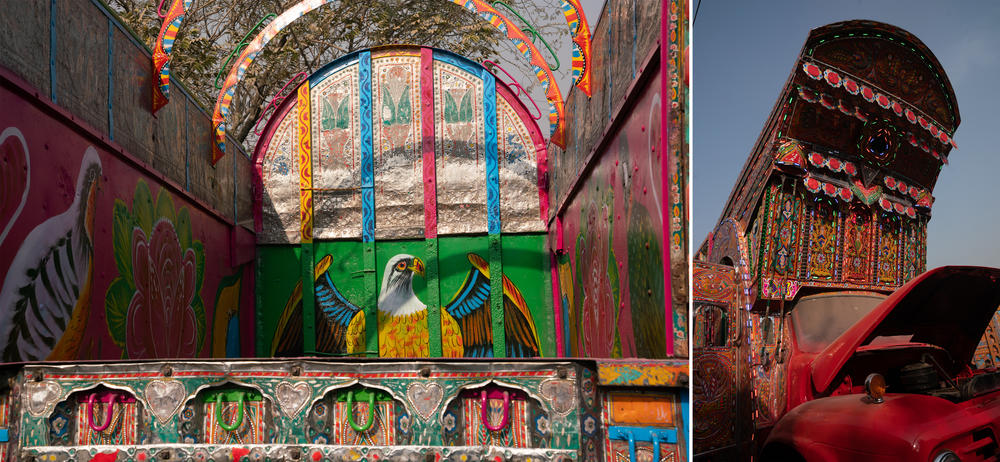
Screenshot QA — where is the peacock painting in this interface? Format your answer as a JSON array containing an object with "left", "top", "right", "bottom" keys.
[{"left": 271, "top": 252, "right": 540, "bottom": 358}]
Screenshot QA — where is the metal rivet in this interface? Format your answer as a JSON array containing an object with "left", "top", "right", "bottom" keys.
[
  {"left": 291, "top": 365, "right": 303, "bottom": 377},
  {"left": 161, "top": 366, "right": 173, "bottom": 377},
  {"left": 420, "top": 367, "right": 431, "bottom": 378}
]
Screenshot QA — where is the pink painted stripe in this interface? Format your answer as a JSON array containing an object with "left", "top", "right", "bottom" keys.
[
  {"left": 536, "top": 142, "right": 550, "bottom": 222},
  {"left": 550, "top": 251, "right": 565, "bottom": 357},
  {"left": 660, "top": 0, "right": 675, "bottom": 357},
  {"left": 421, "top": 47, "right": 438, "bottom": 238}
]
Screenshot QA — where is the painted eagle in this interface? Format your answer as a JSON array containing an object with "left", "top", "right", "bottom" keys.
[{"left": 271, "top": 253, "right": 540, "bottom": 358}]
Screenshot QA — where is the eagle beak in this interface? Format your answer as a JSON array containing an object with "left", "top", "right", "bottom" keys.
[{"left": 412, "top": 257, "right": 425, "bottom": 278}]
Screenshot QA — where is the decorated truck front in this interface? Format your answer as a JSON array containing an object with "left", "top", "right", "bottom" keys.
[{"left": 692, "top": 20, "right": 963, "bottom": 461}]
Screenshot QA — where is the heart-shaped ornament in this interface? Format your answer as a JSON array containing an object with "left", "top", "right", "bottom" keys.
[
  {"left": 539, "top": 379, "right": 577, "bottom": 416},
  {"left": 275, "top": 381, "right": 312, "bottom": 418},
  {"left": 851, "top": 179, "right": 882, "bottom": 205},
  {"left": 406, "top": 382, "right": 443, "bottom": 421},
  {"left": 144, "top": 380, "right": 187, "bottom": 424},
  {"left": 24, "top": 380, "right": 62, "bottom": 416}
]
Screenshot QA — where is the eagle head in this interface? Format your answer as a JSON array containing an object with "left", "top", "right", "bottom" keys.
[{"left": 378, "top": 254, "right": 425, "bottom": 315}]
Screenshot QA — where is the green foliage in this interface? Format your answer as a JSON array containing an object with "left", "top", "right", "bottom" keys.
[
  {"left": 444, "top": 91, "right": 474, "bottom": 123},
  {"left": 132, "top": 181, "right": 154, "bottom": 235},
  {"left": 321, "top": 96, "right": 336, "bottom": 131},
  {"left": 607, "top": 212, "right": 622, "bottom": 358},
  {"left": 396, "top": 87, "right": 411, "bottom": 125},
  {"left": 176, "top": 207, "right": 193, "bottom": 251},
  {"left": 192, "top": 295, "right": 207, "bottom": 355},
  {"left": 336, "top": 96, "right": 350, "bottom": 129},
  {"left": 104, "top": 277, "right": 132, "bottom": 347},
  {"left": 193, "top": 241, "right": 206, "bottom": 293},
  {"left": 154, "top": 186, "right": 177, "bottom": 224},
  {"left": 382, "top": 85, "right": 412, "bottom": 126},
  {"left": 111, "top": 199, "right": 135, "bottom": 289}
]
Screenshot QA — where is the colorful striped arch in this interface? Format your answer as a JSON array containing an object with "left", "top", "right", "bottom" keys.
[
  {"left": 152, "top": 1, "right": 591, "bottom": 137},
  {"left": 560, "top": 0, "right": 592, "bottom": 97},
  {"left": 151, "top": 0, "right": 193, "bottom": 113},
  {"left": 206, "top": 0, "right": 567, "bottom": 165}
]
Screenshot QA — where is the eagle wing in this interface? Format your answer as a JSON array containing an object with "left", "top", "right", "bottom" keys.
[
  {"left": 443, "top": 256, "right": 493, "bottom": 357},
  {"left": 271, "top": 275, "right": 304, "bottom": 357},
  {"left": 314, "top": 270, "right": 365, "bottom": 355},
  {"left": 500, "top": 273, "right": 541, "bottom": 357},
  {"left": 271, "top": 255, "right": 365, "bottom": 357},
  {"left": 444, "top": 253, "right": 541, "bottom": 358}
]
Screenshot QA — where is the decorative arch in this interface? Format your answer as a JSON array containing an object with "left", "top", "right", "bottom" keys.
[
  {"left": 149, "top": 0, "right": 594, "bottom": 160},
  {"left": 253, "top": 46, "right": 549, "bottom": 243},
  {"left": 253, "top": 46, "right": 554, "bottom": 359}
]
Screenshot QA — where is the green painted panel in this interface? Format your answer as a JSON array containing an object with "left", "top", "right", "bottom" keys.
[
  {"left": 256, "top": 246, "right": 300, "bottom": 357},
  {"left": 499, "top": 234, "right": 555, "bottom": 357},
  {"left": 256, "top": 233, "right": 553, "bottom": 358}
]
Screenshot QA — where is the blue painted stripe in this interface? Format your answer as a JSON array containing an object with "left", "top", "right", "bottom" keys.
[
  {"left": 681, "top": 391, "right": 690, "bottom": 449},
  {"left": 607, "top": 425, "right": 678, "bottom": 444},
  {"left": 0, "top": 428, "right": 8, "bottom": 442},
  {"left": 433, "top": 49, "right": 483, "bottom": 76},
  {"left": 311, "top": 53, "right": 362, "bottom": 88},
  {"left": 483, "top": 69, "right": 499, "bottom": 235},
  {"left": 359, "top": 51, "right": 375, "bottom": 242},
  {"left": 361, "top": 187, "right": 375, "bottom": 242},
  {"left": 49, "top": 0, "right": 57, "bottom": 103},
  {"left": 359, "top": 50, "right": 373, "bottom": 188},
  {"left": 225, "top": 315, "right": 240, "bottom": 357},
  {"left": 562, "top": 293, "right": 571, "bottom": 354}
]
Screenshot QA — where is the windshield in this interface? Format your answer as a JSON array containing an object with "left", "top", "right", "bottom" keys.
[{"left": 791, "top": 292, "right": 887, "bottom": 353}]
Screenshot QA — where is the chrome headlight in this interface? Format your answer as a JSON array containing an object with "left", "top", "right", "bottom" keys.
[
  {"left": 932, "top": 450, "right": 960, "bottom": 462},
  {"left": 864, "top": 373, "right": 886, "bottom": 404}
]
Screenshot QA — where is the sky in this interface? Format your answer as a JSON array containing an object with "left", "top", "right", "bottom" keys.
[
  {"left": 484, "top": 0, "right": 606, "bottom": 138},
  {"left": 693, "top": 0, "right": 1000, "bottom": 268}
]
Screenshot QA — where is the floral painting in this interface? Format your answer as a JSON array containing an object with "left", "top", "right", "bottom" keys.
[{"left": 105, "top": 180, "right": 206, "bottom": 358}]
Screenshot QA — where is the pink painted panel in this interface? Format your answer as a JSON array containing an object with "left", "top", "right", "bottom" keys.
[
  {"left": 0, "top": 82, "right": 254, "bottom": 362},
  {"left": 556, "top": 70, "right": 669, "bottom": 359}
]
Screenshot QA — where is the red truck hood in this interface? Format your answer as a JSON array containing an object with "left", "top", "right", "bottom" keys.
[{"left": 811, "top": 266, "right": 1000, "bottom": 392}]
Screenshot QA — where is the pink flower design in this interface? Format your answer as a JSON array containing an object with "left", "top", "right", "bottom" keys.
[{"left": 126, "top": 219, "right": 199, "bottom": 358}]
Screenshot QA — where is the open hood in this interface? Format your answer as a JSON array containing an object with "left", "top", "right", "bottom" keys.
[{"left": 811, "top": 266, "right": 1000, "bottom": 393}]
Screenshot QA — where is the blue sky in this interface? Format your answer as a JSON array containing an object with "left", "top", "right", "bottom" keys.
[{"left": 693, "top": 1, "right": 1000, "bottom": 268}]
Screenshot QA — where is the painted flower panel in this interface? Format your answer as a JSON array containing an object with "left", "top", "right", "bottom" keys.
[
  {"left": 126, "top": 220, "right": 199, "bottom": 358},
  {"left": 105, "top": 180, "right": 205, "bottom": 359}
]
